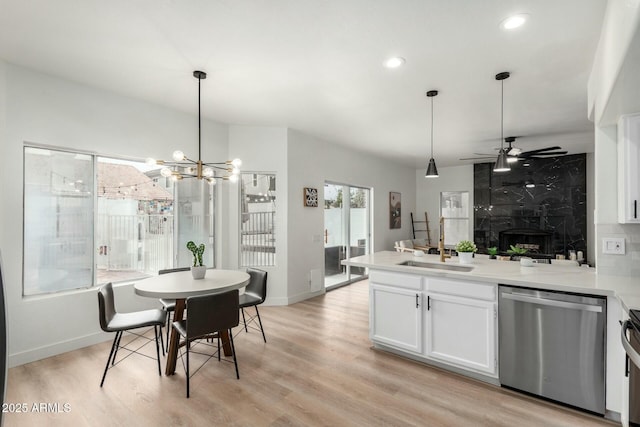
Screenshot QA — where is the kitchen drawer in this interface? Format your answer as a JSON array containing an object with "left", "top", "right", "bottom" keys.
[
  {"left": 427, "top": 277, "right": 496, "bottom": 301},
  {"left": 369, "top": 270, "right": 422, "bottom": 290}
]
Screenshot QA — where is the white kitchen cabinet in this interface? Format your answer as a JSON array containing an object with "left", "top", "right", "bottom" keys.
[
  {"left": 370, "top": 283, "right": 423, "bottom": 353},
  {"left": 618, "top": 113, "right": 640, "bottom": 223},
  {"left": 424, "top": 292, "right": 497, "bottom": 375},
  {"left": 368, "top": 270, "right": 498, "bottom": 378}
]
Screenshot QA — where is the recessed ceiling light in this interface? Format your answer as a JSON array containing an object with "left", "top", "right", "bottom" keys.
[
  {"left": 384, "top": 57, "right": 406, "bottom": 69},
  {"left": 501, "top": 14, "right": 529, "bottom": 30}
]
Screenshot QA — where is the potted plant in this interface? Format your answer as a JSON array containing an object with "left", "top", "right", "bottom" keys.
[
  {"left": 506, "top": 244, "right": 528, "bottom": 261},
  {"left": 487, "top": 246, "right": 498, "bottom": 259},
  {"left": 187, "top": 241, "right": 206, "bottom": 279},
  {"left": 455, "top": 240, "right": 477, "bottom": 264}
]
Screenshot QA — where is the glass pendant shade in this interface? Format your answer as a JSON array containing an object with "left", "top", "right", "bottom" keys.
[{"left": 425, "top": 158, "right": 439, "bottom": 178}]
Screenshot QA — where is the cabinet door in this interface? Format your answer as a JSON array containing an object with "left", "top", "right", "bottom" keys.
[
  {"left": 618, "top": 113, "right": 640, "bottom": 223},
  {"left": 425, "top": 293, "right": 496, "bottom": 375},
  {"left": 370, "top": 284, "right": 423, "bottom": 353}
]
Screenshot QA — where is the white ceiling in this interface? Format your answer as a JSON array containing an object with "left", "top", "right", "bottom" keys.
[{"left": 0, "top": 0, "right": 606, "bottom": 168}]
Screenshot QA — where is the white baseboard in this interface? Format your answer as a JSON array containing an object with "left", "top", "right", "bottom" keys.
[
  {"left": 9, "top": 331, "right": 111, "bottom": 368},
  {"left": 263, "top": 289, "right": 326, "bottom": 306}
]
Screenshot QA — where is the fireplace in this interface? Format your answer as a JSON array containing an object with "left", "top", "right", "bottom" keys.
[{"left": 499, "top": 228, "right": 553, "bottom": 255}]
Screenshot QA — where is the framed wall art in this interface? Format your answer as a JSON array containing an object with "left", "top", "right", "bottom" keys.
[
  {"left": 304, "top": 187, "right": 318, "bottom": 207},
  {"left": 389, "top": 191, "right": 401, "bottom": 229}
]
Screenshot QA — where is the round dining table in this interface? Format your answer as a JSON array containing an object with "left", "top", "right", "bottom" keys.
[{"left": 134, "top": 268, "right": 250, "bottom": 375}]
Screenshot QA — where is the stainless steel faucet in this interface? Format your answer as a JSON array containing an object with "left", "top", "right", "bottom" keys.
[{"left": 439, "top": 216, "right": 451, "bottom": 263}]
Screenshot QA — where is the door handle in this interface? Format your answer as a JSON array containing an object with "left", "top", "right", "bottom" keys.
[
  {"left": 416, "top": 294, "right": 420, "bottom": 309},
  {"left": 501, "top": 292, "right": 603, "bottom": 312},
  {"left": 621, "top": 320, "right": 640, "bottom": 371}
]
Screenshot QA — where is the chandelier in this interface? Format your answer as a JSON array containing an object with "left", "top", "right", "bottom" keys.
[{"left": 147, "top": 70, "right": 241, "bottom": 184}]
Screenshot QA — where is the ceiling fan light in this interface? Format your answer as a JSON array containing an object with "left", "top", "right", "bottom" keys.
[
  {"left": 525, "top": 181, "right": 535, "bottom": 188},
  {"left": 493, "top": 149, "right": 511, "bottom": 172},
  {"left": 425, "top": 158, "right": 439, "bottom": 178},
  {"left": 507, "top": 156, "right": 519, "bottom": 163}
]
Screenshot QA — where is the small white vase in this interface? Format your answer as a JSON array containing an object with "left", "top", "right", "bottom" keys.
[
  {"left": 191, "top": 265, "right": 207, "bottom": 280},
  {"left": 458, "top": 252, "right": 474, "bottom": 264}
]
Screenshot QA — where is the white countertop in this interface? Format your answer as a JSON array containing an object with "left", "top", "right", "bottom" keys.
[{"left": 343, "top": 251, "right": 640, "bottom": 311}]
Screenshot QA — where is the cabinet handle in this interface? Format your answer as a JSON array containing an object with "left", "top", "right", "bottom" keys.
[
  {"left": 635, "top": 200, "right": 637, "bottom": 219},
  {"left": 427, "top": 295, "right": 431, "bottom": 311}
]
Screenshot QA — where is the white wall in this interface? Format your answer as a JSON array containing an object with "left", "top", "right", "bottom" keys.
[
  {"left": 415, "top": 165, "right": 474, "bottom": 245},
  {"left": 227, "top": 125, "right": 289, "bottom": 305},
  {"left": 589, "top": 0, "right": 640, "bottom": 278},
  {"left": 287, "top": 129, "right": 416, "bottom": 303},
  {"left": 0, "top": 62, "right": 229, "bottom": 366},
  {"left": 588, "top": 0, "right": 640, "bottom": 124}
]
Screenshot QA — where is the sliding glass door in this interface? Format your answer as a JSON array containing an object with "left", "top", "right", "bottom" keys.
[{"left": 323, "top": 183, "right": 371, "bottom": 289}]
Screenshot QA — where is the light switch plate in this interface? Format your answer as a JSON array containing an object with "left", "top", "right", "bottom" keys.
[{"left": 602, "top": 237, "right": 625, "bottom": 255}]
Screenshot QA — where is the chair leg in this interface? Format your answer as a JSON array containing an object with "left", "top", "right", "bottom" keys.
[
  {"left": 241, "top": 308, "right": 248, "bottom": 332},
  {"left": 154, "top": 325, "right": 162, "bottom": 377},
  {"left": 158, "top": 325, "right": 165, "bottom": 356},
  {"left": 229, "top": 329, "right": 239, "bottom": 380},
  {"left": 217, "top": 335, "right": 221, "bottom": 361},
  {"left": 100, "top": 331, "right": 120, "bottom": 387},
  {"left": 112, "top": 330, "right": 124, "bottom": 365},
  {"left": 165, "top": 311, "right": 171, "bottom": 352},
  {"left": 186, "top": 341, "right": 190, "bottom": 398},
  {"left": 255, "top": 306, "right": 266, "bottom": 343}
]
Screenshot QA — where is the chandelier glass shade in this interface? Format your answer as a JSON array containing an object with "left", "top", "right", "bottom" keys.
[{"left": 146, "top": 70, "right": 241, "bottom": 184}]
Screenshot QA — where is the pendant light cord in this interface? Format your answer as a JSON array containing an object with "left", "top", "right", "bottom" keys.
[
  {"left": 500, "top": 79, "right": 504, "bottom": 151},
  {"left": 430, "top": 96, "right": 434, "bottom": 157},
  {"left": 198, "top": 75, "right": 202, "bottom": 162}
]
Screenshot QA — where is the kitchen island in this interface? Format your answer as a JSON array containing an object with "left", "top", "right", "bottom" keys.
[{"left": 343, "top": 251, "right": 638, "bottom": 422}]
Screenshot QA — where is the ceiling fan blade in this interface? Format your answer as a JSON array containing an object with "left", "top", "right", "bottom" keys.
[
  {"left": 519, "top": 146, "right": 562, "bottom": 156},
  {"left": 459, "top": 156, "right": 495, "bottom": 161},
  {"left": 527, "top": 151, "right": 568, "bottom": 157}
]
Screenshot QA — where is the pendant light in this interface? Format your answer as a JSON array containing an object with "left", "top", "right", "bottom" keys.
[
  {"left": 493, "top": 72, "right": 511, "bottom": 173},
  {"left": 147, "top": 70, "right": 242, "bottom": 184},
  {"left": 425, "top": 90, "right": 439, "bottom": 178}
]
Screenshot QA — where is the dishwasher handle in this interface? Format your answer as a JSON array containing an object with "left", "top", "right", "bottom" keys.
[
  {"left": 622, "top": 320, "right": 640, "bottom": 370},
  {"left": 501, "top": 292, "right": 603, "bottom": 313}
]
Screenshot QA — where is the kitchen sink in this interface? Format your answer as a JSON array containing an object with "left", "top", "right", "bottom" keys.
[{"left": 398, "top": 260, "right": 474, "bottom": 272}]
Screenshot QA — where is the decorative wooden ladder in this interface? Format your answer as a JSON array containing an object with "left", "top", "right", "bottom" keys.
[{"left": 410, "top": 212, "right": 432, "bottom": 245}]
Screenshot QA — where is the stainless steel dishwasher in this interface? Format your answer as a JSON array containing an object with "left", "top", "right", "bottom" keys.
[{"left": 499, "top": 285, "right": 606, "bottom": 415}]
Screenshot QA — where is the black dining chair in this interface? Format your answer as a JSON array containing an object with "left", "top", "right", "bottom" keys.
[
  {"left": 173, "top": 289, "right": 240, "bottom": 398},
  {"left": 158, "top": 267, "right": 190, "bottom": 351},
  {"left": 97, "top": 282, "right": 166, "bottom": 387},
  {"left": 239, "top": 268, "right": 268, "bottom": 342}
]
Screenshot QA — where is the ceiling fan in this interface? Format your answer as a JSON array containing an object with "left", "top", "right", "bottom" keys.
[{"left": 460, "top": 136, "right": 568, "bottom": 163}]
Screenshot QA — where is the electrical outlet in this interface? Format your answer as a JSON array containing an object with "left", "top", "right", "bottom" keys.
[{"left": 602, "top": 237, "right": 625, "bottom": 255}]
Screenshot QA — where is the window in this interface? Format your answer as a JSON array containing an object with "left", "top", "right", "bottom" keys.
[
  {"left": 440, "top": 191, "right": 470, "bottom": 246},
  {"left": 240, "top": 173, "right": 276, "bottom": 266},
  {"left": 24, "top": 147, "right": 94, "bottom": 295},
  {"left": 24, "top": 146, "right": 215, "bottom": 296}
]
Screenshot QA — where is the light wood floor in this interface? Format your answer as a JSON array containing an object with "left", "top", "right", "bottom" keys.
[{"left": 5, "top": 280, "right": 617, "bottom": 426}]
